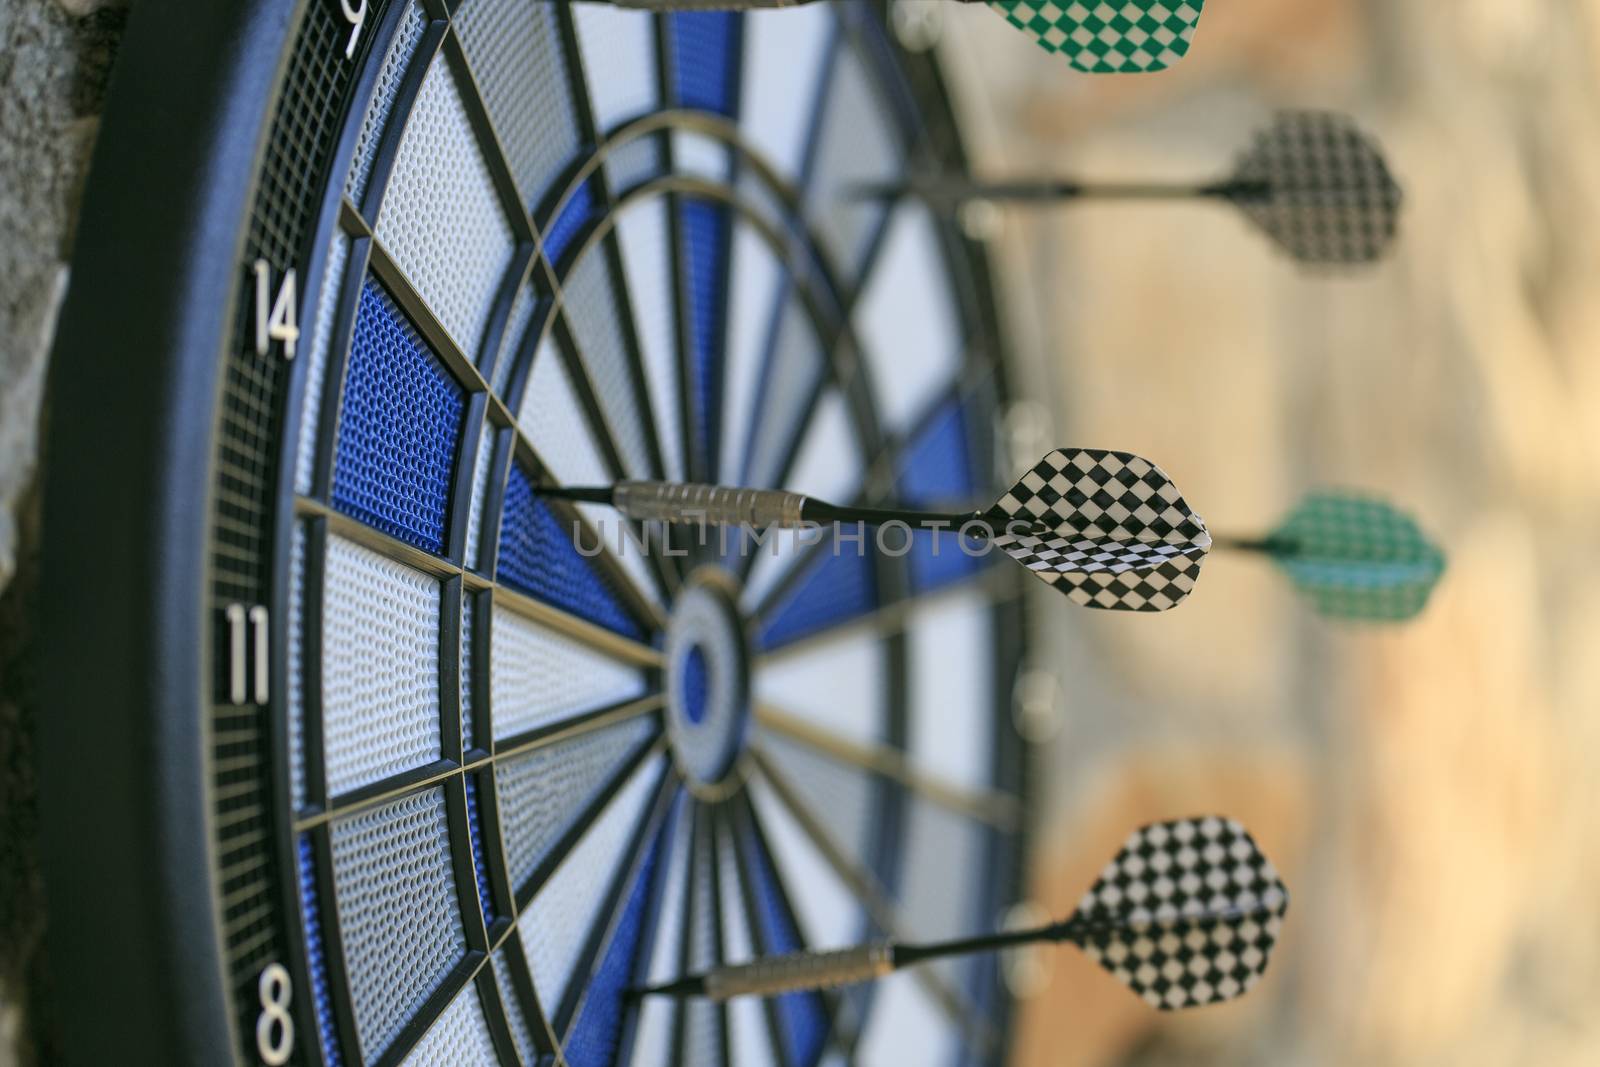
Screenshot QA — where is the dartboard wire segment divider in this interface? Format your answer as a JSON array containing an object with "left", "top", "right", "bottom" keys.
[
  {"left": 39, "top": 1, "right": 1080, "bottom": 1065},
  {"left": 857, "top": 110, "right": 1406, "bottom": 266}
]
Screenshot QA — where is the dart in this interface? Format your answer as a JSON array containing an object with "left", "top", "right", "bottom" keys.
[
  {"left": 1214, "top": 490, "right": 1446, "bottom": 622},
  {"left": 857, "top": 110, "right": 1403, "bottom": 265},
  {"left": 545, "top": 447, "right": 1213, "bottom": 613},
  {"left": 632, "top": 815, "right": 1288, "bottom": 1009},
  {"left": 614, "top": 0, "right": 1206, "bottom": 74}
]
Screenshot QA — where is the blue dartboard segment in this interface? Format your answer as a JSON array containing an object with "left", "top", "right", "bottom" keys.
[
  {"left": 680, "top": 198, "right": 730, "bottom": 474},
  {"left": 898, "top": 395, "right": 990, "bottom": 592},
  {"left": 498, "top": 461, "right": 648, "bottom": 639},
  {"left": 332, "top": 277, "right": 465, "bottom": 554},
  {"left": 669, "top": 10, "right": 741, "bottom": 115},
  {"left": 757, "top": 548, "right": 878, "bottom": 650},
  {"left": 564, "top": 800, "right": 676, "bottom": 1067},
  {"left": 543, "top": 178, "right": 597, "bottom": 268}
]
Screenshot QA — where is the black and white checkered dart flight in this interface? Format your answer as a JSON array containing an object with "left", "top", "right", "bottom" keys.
[
  {"left": 1227, "top": 111, "right": 1402, "bottom": 265},
  {"left": 545, "top": 447, "right": 1212, "bottom": 613},
  {"left": 859, "top": 110, "right": 1402, "bottom": 266},
  {"left": 1216, "top": 490, "right": 1446, "bottom": 622},
  {"left": 635, "top": 816, "right": 1289, "bottom": 1010},
  {"left": 613, "top": 0, "right": 1207, "bottom": 73},
  {"left": 980, "top": 448, "right": 1210, "bottom": 611}
]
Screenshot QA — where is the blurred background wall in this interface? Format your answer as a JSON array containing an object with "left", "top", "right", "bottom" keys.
[{"left": 926, "top": 0, "right": 1600, "bottom": 1063}]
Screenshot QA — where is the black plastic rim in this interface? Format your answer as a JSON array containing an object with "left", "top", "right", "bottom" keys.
[{"left": 42, "top": 1, "right": 306, "bottom": 1062}]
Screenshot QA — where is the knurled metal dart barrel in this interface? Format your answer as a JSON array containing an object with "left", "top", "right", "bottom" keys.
[{"left": 633, "top": 816, "right": 1289, "bottom": 1011}]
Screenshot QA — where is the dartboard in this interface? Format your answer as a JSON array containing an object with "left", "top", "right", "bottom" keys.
[{"left": 43, "top": 2, "right": 1030, "bottom": 1065}]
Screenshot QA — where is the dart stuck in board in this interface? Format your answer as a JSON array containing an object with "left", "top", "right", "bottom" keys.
[
  {"left": 634, "top": 816, "right": 1289, "bottom": 1010},
  {"left": 858, "top": 111, "right": 1403, "bottom": 265},
  {"left": 613, "top": 0, "right": 1207, "bottom": 74},
  {"left": 549, "top": 447, "right": 1216, "bottom": 613}
]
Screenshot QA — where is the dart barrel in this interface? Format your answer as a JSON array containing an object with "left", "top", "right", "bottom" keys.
[
  {"left": 703, "top": 942, "right": 896, "bottom": 1000},
  {"left": 612, "top": 481, "right": 809, "bottom": 527}
]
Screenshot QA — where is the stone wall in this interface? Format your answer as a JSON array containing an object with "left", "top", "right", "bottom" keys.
[{"left": 0, "top": 2, "right": 126, "bottom": 1063}]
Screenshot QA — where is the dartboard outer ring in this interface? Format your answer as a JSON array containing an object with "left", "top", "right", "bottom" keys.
[
  {"left": 42, "top": 3, "right": 302, "bottom": 1061},
  {"left": 41, "top": 2, "right": 1032, "bottom": 1065}
]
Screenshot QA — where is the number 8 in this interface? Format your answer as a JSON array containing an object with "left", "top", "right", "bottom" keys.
[{"left": 255, "top": 962, "right": 294, "bottom": 1065}]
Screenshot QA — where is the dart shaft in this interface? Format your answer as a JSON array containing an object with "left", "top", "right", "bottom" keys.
[
  {"left": 639, "top": 922, "right": 1073, "bottom": 1001},
  {"left": 801, "top": 498, "right": 981, "bottom": 530},
  {"left": 892, "top": 912, "right": 1249, "bottom": 969},
  {"left": 892, "top": 919, "right": 1074, "bottom": 968},
  {"left": 1207, "top": 534, "right": 1280, "bottom": 553},
  {"left": 853, "top": 178, "right": 1268, "bottom": 205}
]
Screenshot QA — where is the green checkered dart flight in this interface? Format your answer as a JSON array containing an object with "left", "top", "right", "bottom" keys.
[
  {"left": 614, "top": 0, "right": 1208, "bottom": 74},
  {"left": 859, "top": 111, "right": 1404, "bottom": 265},
  {"left": 1215, "top": 491, "right": 1447, "bottom": 622},
  {"left": 986, "top": 0, "right": 1205, "bottom": 72}
]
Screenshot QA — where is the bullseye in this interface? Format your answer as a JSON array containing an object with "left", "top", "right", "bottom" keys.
[
  {"left": 663, "top": 568, "right": 751, "bottom": 796},
  {"left": 680, "top": 645, "right": 711, "bottom": 724}
]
